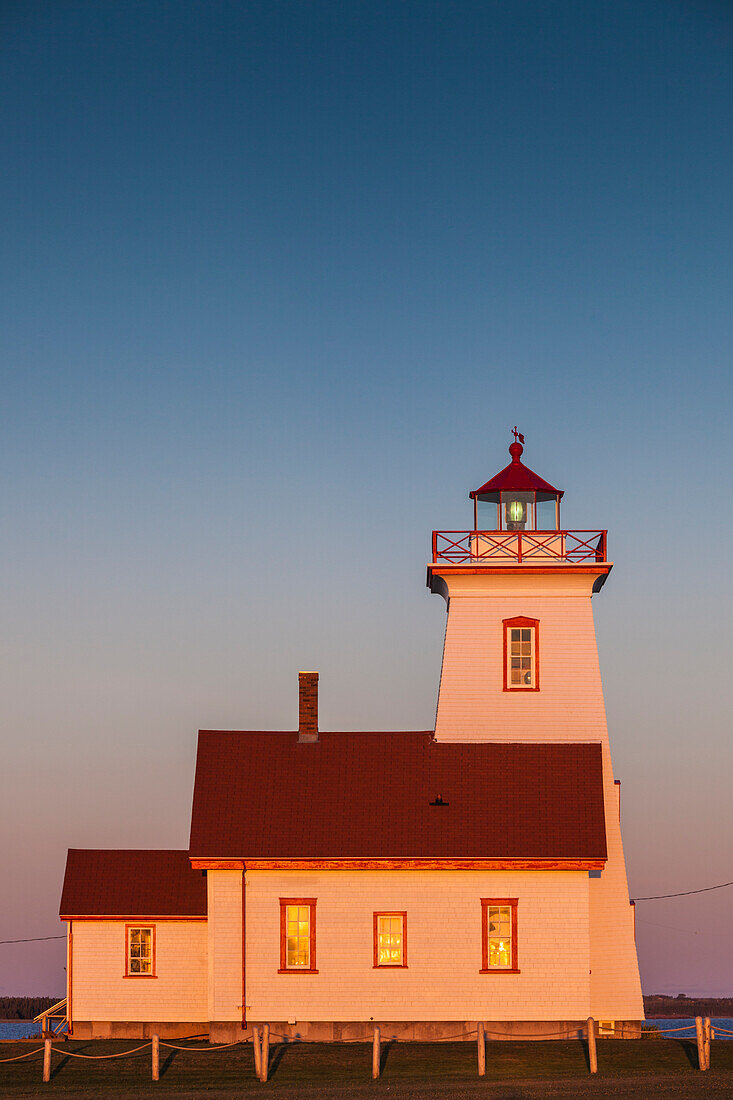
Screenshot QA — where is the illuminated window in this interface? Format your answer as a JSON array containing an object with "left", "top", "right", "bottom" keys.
[
  {"left": 279, "top": 898, "right": 317, "bottom": 972},
  {"left": 503, "top": 617, "right": 539, "bottom": 691},
  {"left": 481, "top": 899, "right": 518, "bottom": 973},
  {"left": 125, "top": 925, "right": 155, "bottom": 977},
  {"left": 373, "top": 912, "right": 407, "bottom": 968}
]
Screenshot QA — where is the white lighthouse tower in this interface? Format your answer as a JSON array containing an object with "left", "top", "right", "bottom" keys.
[{"left": 428, "top": 431, "right": 643, "bottom": 1023}]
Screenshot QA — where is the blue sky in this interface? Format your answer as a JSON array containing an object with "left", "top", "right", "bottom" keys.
[{"left": 1, "top": 0, "right": 732, "bottom": 995}]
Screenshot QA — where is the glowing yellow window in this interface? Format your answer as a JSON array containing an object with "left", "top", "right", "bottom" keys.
[
  {"left": 279, "top": 898, "right": 317, "bottom": 972},
  {"left": 374, "top": 912, "right": 407, "bottom": 967},
  {"left": 126, "top": 925, "right": 154, "bottom": 976},
  {"left": 287, "top": 905, "right": 310, "bottom": 967},
  {"left": 481, "top": 899, "right": 518, "bottom": 973}
]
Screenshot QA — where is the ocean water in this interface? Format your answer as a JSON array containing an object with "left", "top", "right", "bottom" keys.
[
  {"left": 645, "top": 1017, "right": 733, "bottom": 1039},
  {"left": 0, "top": 1020, "right": 41, "bottom": 1040}
]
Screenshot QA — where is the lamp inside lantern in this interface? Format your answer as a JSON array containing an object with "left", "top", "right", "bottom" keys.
[{"left": 503, "top": 491, "right": 533, "bottom": 530}]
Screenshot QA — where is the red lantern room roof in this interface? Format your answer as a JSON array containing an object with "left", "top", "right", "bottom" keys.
[{"left": 469, "top": 430, "right": 564, "bottom": 499}]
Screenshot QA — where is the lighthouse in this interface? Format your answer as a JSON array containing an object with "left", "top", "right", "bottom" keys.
[
  {"left": 59, "top": 430, "right": 643, "bottom": 1041},
  {"left": 428, "top": 431, "right": 643, "bottom": 1023}
]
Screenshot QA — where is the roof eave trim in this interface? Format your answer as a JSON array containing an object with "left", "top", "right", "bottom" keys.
[
  {"left": 60, "top": 913, "right": 207, "bottom": 921},
  {"left": 189, "top": 857, "right": 606, "bottom": 871}
]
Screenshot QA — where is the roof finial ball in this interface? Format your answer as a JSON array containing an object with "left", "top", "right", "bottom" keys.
[{"left": 509, "top": 426, "right": 525, "bottom": 462}]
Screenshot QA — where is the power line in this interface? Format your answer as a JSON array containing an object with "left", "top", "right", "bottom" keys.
[
  {"left": 633, "top": 881, "right": 733, "bottom": 901},
  {"left": 636, "top": 917, "right": 731, "bottom": 943},
  {"left": 0, "top": 935, "right": 66, "bottom": 945},
  {"left": 3, "top": 884, "right": 732, "bottom": 940}
]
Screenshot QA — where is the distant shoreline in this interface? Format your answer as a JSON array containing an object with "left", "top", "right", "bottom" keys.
[
  {"left": 644, "top": 996, "right": 733, "bottom": 1018},
  {"left": 0, "top": 997, "right": 61, "bottom": 1021}
]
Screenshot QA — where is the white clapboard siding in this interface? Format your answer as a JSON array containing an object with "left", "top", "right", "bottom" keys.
[
  {"left": 207, "top": 870, "right": 242, "bottom": 1021},
  {"left": 241, "top": 869, "right": 590, "bottom": 1021},
  {"left": 71, "top": 920, "right": 207, "bottom": 1022}
]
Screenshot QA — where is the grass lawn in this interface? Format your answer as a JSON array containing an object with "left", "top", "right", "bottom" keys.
[{"left": 2, "top": 1038, "right": 733, "bottom": 1098}]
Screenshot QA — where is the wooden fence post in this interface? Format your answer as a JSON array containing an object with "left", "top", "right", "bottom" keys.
[
  {"left": 43, "top": 1038, "right": 52, "bottom": 1083},
  {"left": 695, "top": 1017, "right": 705, "bottom": 1070},
  {"left": 252, "top": 1026, "right": 262, "bottom": 1080},
  {"left": 704, "top": 1017, "right": 712, "bottom": 1071},
  {"left": 152, "top": 1034, "right": 160, "bottom": 1081},
  {"left": 477, "top": 1021, "right": 485, "bottom": 1076},
  {"left": 587, "top": 1017, "right": 597, "bottom": 1074},
  {"left": 372, "top": 1026, "right": 381, "bottom": 1079},
  {"left": 260, "top": 1023, "right": 270, "bottom": 1082}
]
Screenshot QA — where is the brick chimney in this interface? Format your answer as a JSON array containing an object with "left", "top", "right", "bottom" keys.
[{"left": 298, "top": 671, "right": 319, "bottom": 742}]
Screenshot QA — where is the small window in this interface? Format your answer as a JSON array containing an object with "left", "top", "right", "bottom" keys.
[
  {"left": 503, "top": 617, "right": 539, "bottom": 691},
  {"left": 279, "top": 898, "right": 317, "bottom": 973},
  {"left": 481, "top": 899, "right": 518, "bottom": 973},
  {"left": 125, "top": 925, "right": 155, "bottom": 977},
  {"left": 373, "top": 912, "right": 407, "bottom": 968},
  {"left": 598, "top": 1020, "right": 615, "bottom": 1036}
]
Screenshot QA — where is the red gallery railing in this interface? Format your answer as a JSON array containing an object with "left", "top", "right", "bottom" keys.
[{"left": 432, "top": 530, "right": 607, "bottom": 565}]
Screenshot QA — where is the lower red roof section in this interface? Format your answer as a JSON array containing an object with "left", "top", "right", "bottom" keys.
[
  {"left": 60, "top": 849, "right": 207, "bottom": 919},
  {"left": 189, "top": 732, "right": 607, "bottom": 862}
]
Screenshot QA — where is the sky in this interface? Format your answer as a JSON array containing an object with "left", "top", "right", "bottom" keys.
[{"left": 1, "top": 0, "right": 732, "bottom": 998}]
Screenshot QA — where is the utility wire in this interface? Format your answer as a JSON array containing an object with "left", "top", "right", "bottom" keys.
[
  {"left": 5, "top": 884, "right": 730, "bottom": 937},
  {"left": 633, "top": 881, "right": 733, "bottom": 901},
  {"left": 0, "top": 935, "right": 66, "bottom": 945}
]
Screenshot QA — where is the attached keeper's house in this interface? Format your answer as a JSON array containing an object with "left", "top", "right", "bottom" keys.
[{"left": 59, "top": 435, "right": 643, "bottom": 1040}]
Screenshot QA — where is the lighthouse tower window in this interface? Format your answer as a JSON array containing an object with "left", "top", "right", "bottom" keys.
[{"left": 503, "top": 617, "right": 540, "bottom": 691}]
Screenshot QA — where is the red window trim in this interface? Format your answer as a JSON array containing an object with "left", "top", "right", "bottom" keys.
[
  {"left": 480, "top": 898, "right": 519, "bottom": 974},
  {"left": 124, "top": 923, "right": 157, "bottom": 978},
  {"left": 279, "top": 897, "right": 318, "bottom": 974},
  {"left": 502, "top": 616, "right": 540, "bottom": 692},
  {"left": 373, "top": 911, "right": 408, "bottom": 969}
]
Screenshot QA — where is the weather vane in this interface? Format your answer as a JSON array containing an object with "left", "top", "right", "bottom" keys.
[{"left": 512, "top": 426, "right": 525, "bottom": 444}]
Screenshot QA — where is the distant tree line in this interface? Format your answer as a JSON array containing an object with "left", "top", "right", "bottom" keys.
[
  {"left": 644, "top": 995, "right": 733, "bottom": 1017},
  {"left": 0, "top": 996, "right": 59, "bottom": 1019}
]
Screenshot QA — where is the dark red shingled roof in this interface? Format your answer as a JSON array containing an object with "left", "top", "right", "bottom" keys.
[
  {"left": 60, "top": 849, "right": 207, "bottom": 918},
  {"left": 189, "top": 732, "right": 606, "bottom": 861},
  {"left": 470, "top": 461, "right": 563, "bottom": 497},
  {"left": 470, "top": 440, "right": 563, "bottom": 499}
]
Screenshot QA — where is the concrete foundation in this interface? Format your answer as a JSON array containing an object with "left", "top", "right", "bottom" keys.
[
  {"left": 208, "top": 1019, "right": 643, "bottom": 1043},
  {"left": 71, "top": 1018, "right": 642, "bottom": 1041},
  {"left": 70, "top": 1021, "right": 209, "bottom": 1040}
]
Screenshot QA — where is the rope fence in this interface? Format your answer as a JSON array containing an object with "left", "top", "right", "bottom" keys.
[
  {"left": 0, "top": 1015, "right": 723, "bottom": 1084},
  {"left": 53, "top": 1042, "right": 152, "bottom": 1059},
  {"left": 0, "top": 1047, "right": 45, "bottom": 1064},
  {"left": 159, "top": 1038, "right": 251, "bottom": 1052}
]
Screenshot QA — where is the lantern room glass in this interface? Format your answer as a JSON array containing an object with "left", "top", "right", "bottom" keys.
[
  {"left": 474, "top": 491, "right": 561, "bottom": 531},
  {"left": 475, "top": 494, "right": 500, "bottom": 529},
  {"left": 536, "top": 493, "right": 560, "bottom": 530}
]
